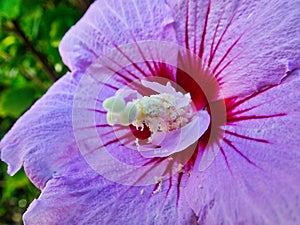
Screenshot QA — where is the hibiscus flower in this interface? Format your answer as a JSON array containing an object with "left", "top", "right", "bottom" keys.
[{"left": 1, "top": 0, "right": 300, "bottom": 224}]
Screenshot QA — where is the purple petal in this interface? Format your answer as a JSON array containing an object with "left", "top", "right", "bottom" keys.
[
  {"left": 0, "top": 73, "right": 80, "bottom": 189},
  {"left": 59, "top": 0, "right": 177, "bottom": 73},
  {"left": 184, "top": 75, "right": 300, "bottom": 224},
  {"left": 23, "top": 156, "right": 197, "bottom": 225},
  {"left": 167, "top": 0, "right": 300, "bottom": 98}
]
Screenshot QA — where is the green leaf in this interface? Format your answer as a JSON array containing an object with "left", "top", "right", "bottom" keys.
[
  {"left": 0, "top": 0, "right": 22, "bottom": 19},
  {"left": 2, "top": 169, "right": 31, "bottom": 200},
  {"left": 1, "top": 36, "right": 17, "bottom": 47},
  {"left": 0, "top": 85, "right": 37, "bottom": 118}
]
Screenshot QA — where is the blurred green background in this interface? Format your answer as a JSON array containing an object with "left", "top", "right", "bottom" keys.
[{"left": 0, "top": 0, "right": 93, "bottom": 224}]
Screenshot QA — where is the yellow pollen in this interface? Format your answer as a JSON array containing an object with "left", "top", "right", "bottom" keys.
[{"left": 131, "top": 93, "right": 193, "bottom": 134}]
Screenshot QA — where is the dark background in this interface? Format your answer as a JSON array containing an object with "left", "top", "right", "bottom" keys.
[{"left": 0, "top": 1, "right": 93, "bottom": 224}]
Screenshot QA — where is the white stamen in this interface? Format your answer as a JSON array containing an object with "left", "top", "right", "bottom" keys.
[
  {"left": 153, "top": 176, "right": 164, "bottom": 194},
  {"left": 103, "top": 81, "right": 195, "bottom": 147},
  {"left": 175, "top": 163, "right": 185, "bottom": 174},
  {"left": 147, "top": 137, "right": 152, "bottom": 143},
  {"left": 140, "top": 189, "right": 145, "bottom": 195},
  {"left": 130, "top": 92, "right": 193, "bottom": 134},
  {"left": 135, "top": 138, "right": 140, "bottom": 151}
]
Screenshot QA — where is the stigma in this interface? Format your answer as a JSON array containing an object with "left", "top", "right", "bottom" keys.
[{"left": 103, "top": 80, "right": 194, "bottom": 135}]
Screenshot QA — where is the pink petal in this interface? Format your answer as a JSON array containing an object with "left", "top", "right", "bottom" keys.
[
  {"left": 23, "top": 156, "right": 197, "bottom": 225},
  {"left": 167, "top": 0, "right": 300, "bottom": 98},
  {"left": 0, "top": 73, "right": 80, "bottom": 189},
  {"left": 59, "top": 0, "right": 177, "bottom": 73},
  {"left": 184, "top": 74, "right": 300, "bottom": 224}
]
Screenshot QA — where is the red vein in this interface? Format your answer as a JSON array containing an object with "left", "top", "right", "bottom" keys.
[
  {"left": 87, "top": 108, "right": 106, "bottom": 114},
  {"left": 226, "top": 85, "right": 276, "bottom": 112},
  {"left": 219, "top": 146, "right": 232, "bottom": 174},
  {"left": 227, "top": 105, "right": 258, "bottom": 118},
  {"left": 185, "top": 0, "right": 190, "bottom": 50},
  {"left": 227, "top": 113, "right": 286, "bottom": 123},
  {"left": 223, "top": 138, "right": 258, "bottom": 167},
  {"left": 113, "top": 43, "right": 149, "bottom": 78},
  {"left": 212, "top": 34, "right": 243, "bottom": 75},
  {"left": 198, "top": 0, "right": 211, "bottom": 59},
  {"left": 130, "top": 34, "right": 156, "bottom": 77},
  {"left": 208, "top": 14, "right": 223, "bottom": 68},
  {"left": 214, "top": 58, "right": 233, "bottom": 78},
  {"left": 208, "top": 13, "right": 236, "bottom": 67},
  {"left": 225, "top": 130, "right": 268, "bottom": 143},
  {"left": 96, "top": 80, "right": 119, "bottom": 90},
  {"left": 176, "top": 172, "right": 183, "bottom": 207}
]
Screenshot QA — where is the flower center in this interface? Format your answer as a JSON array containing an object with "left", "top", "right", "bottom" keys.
[
  {"left": 103, "top": 80, "right": 194, "bottom": 137},
  {"left": 102, "top": 80, "right": 210, "bottom": 158}
]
